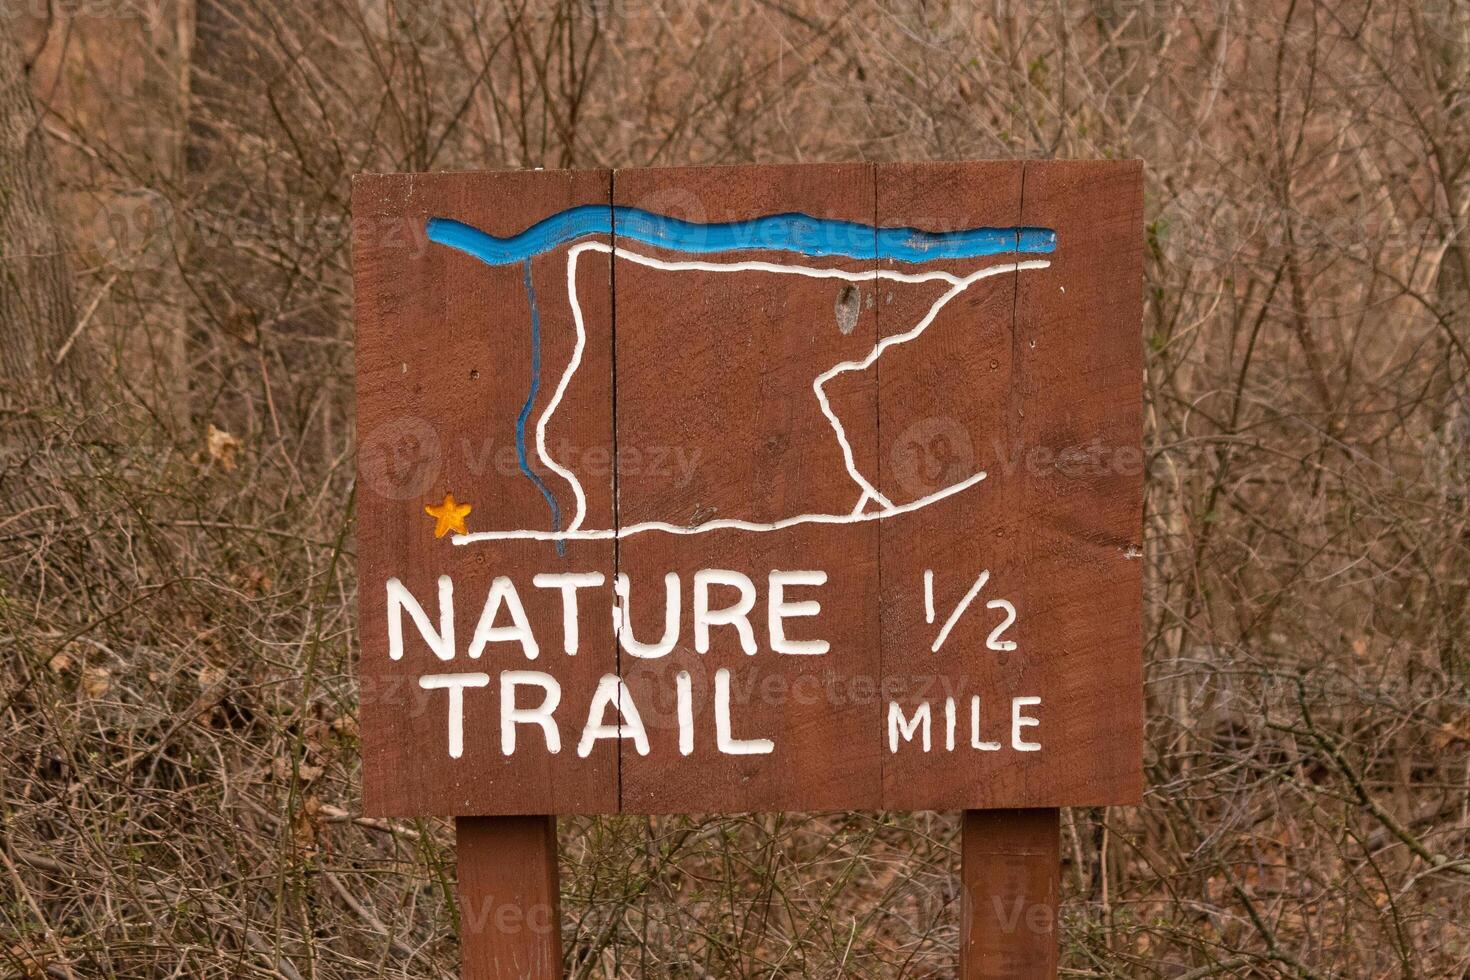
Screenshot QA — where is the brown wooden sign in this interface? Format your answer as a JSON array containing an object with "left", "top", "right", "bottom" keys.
[{"left": 352, "top": 161, "right": 1143, "bottom": 819}]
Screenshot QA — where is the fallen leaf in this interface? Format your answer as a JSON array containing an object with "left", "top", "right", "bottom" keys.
[
  {"left": 82, "top": 666, "right": 110, "bottom": 698},
  {"left": 1431, "top": 717, "right": 1470, "bottom": 749},
  {"left": 294, "top": 795, "right": 325, "bottom": 853},
  {"left": 240, "top": 565, "right": 273, "bottom": 594},
  {"left": 205, "top": 424, "right": 242, "bottom": 471}
]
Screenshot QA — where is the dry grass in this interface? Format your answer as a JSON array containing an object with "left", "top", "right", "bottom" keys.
[{"left": 2, "top": 0, "right": 1468, "bottom": 976}]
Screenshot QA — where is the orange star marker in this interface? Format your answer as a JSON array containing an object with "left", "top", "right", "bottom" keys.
[{"left": 425, "top": 493, "right": 472, "bottom": 538}]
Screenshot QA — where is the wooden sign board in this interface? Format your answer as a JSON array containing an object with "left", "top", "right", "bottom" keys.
[{"left": 352, "top": 161, "right": 1143, "bottom": 818}]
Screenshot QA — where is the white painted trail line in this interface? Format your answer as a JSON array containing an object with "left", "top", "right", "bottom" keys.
[
  {"left": 463, "top": 240, "right": 1051, "bottom": 546},
  {"left": 454, "top": 472, "right": 987, "bottom": 543}
]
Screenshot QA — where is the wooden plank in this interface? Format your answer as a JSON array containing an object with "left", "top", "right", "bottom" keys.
[
  {"left": 353, "top": 170, "right": 619, "bottom": 816},
  {"left": 876, "top": 160, "right": 1144, "bottom": 808},
  {"left": 611, "top": 163, "right": 885, "bottom": 812},
  {"left": 873, "top": 160, "right": 1028, "bottom": 809},
  {"left": 1007, "top": 161, "right": 1145, "bottom": 804},
  {"left": 457, "top": 816, "right": 563, "bottom": 980},
  {"left": 960, "top": 808, "right": 1060, "bottom": 979}
]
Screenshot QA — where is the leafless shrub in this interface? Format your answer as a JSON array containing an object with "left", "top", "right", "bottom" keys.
[{"left": 2, "top": 0, "right": 1466, "bottom": 976}]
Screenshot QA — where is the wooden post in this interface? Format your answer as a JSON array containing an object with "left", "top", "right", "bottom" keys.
[
  {"left": 456, "top": 816, "right": 563, "bottom": 980},
  {"left": 960, "top": 809, "right": 1060, "bottom": 979}
]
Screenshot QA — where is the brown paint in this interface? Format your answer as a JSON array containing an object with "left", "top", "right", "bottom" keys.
[
  {"left": 612, "top": 163, "right": 884, "bottom": 812},
  {"left": 456, "top": 815, "right": 562, "bottom": 980},
  {"left": 960, "top": 808, "right": 1061, "bottom": 978},
  {"left": 353, "top": 169, "right": 617, "bottom": 816},
  {"left": 877, "top": 160, "right": 1145, "bottom": 809},
  {"left": 352, "top": 162, "right": 1143, "bottom": 818}
]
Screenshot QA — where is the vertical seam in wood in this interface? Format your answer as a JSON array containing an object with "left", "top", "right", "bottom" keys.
[
  {"left": 871, "top": 163, "right": 886, "bottom": 810},
  {"left": 1013, "top": 161, "right": 1028, "bottom": 803},
  {"left": 1012, "top": 161, "right": 1028, "bottom": 394},
  {"left": 609, "top": 169, "right": 623, "bottom": 819}
]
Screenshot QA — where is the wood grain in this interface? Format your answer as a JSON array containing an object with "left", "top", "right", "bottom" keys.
[
  {"left": 1008, "top": 160, "right": 1145, "bottom": 805},
  {"left": 611, "top": 163, "right": 884, "bottom": 812},
  {"left": 351, "top": 161, "right": 1144, "bottom": 816},
  {"left": 960, "top": 808, "right": 1060, "bottom": 979},
  {"left": 457, "top": 816, "right": 563, "bottom": 980},
  {"left": 876, "top": 159, "right": 1145, "bottom": 808},
  {"left": 874, "top": 160, "right": 1028, "bottom": 810},
  {"left": 354, "top": 170, "right": 618, "bottom": 816}
]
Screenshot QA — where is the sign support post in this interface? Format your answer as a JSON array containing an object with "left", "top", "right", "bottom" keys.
[
  {"left": 960, "top": 808, "right": 1061, "bottom": 978},
  {"left": 458, "top": 808, "right": 1064, "bottom": 979},
  {"left": 457, "top": 816, "right": 562, "bottom": 980}
]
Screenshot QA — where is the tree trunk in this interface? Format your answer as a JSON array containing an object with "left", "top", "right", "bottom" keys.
[{"left": 0, "top": 31, "right": 83, "bottom": 404}]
